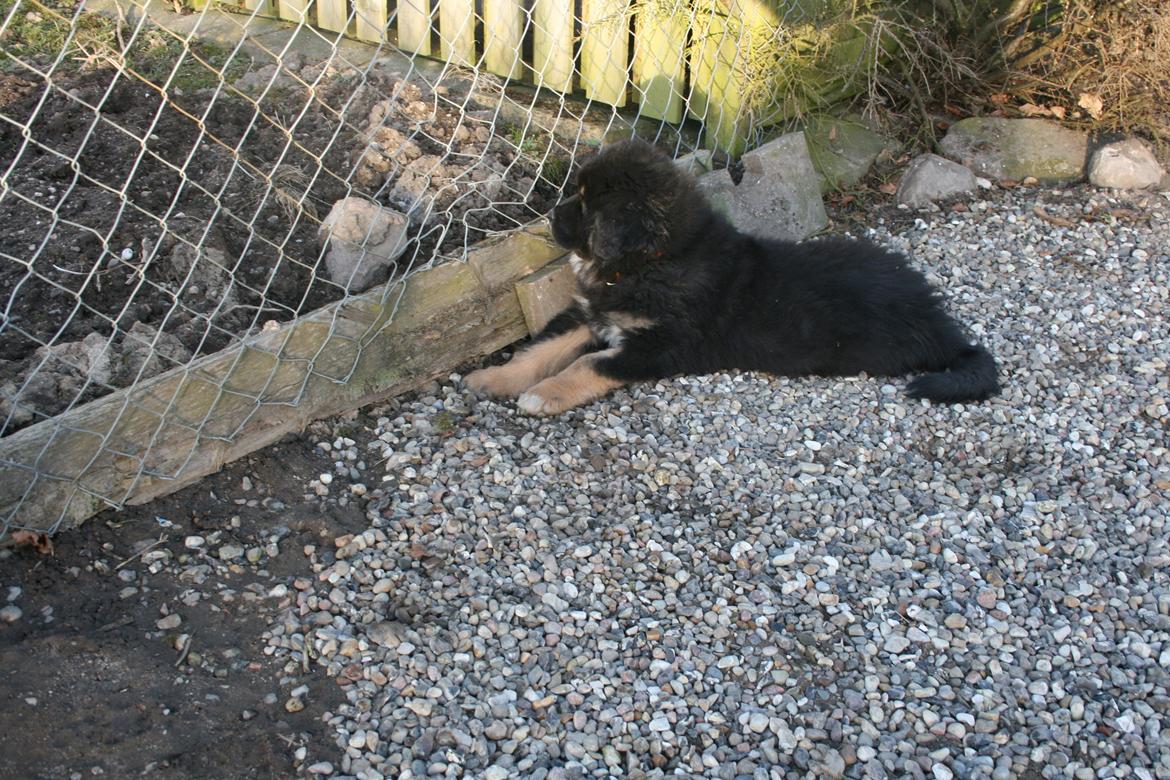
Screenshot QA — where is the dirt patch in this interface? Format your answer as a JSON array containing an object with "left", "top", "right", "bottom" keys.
[
  {"left": 0, "top": 418, "right": 375, "bottom": 779},
  {"left": 0, "top": 5, "right": 562, "bottom": 434}
]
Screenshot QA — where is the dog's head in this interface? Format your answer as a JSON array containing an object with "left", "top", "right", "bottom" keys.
[{"left": 551, "top": 139, "right": 695, "bottom": 280}]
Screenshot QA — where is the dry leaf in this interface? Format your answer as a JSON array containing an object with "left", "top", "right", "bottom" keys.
[
  {"left": 1078, "top": 92, "right": 1104, "bottom": 119},
  {"left": 10, "top": 529, "right": 54, "bottom": 555},
  {"left": 828, "top": 125, "right": 838, "bottom": 142},
  {"left": 1049, "top": 105, "right": 1066, "bottom": 119},
  {"left": 878, "top": 182, "right": 898, "bottom": 195},
  {"left": 989, "top": 93, "right": 1010, "bottom": 105},
  {"left": 1019, "top": 103, "right": 1050, "bottom": 117}
]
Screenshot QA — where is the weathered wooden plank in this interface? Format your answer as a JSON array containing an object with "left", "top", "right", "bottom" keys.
[
  {"left": 0, "top": 223, "right": 564, "bottom": 537},
  {"left": 396, "top": 0, "right": 432, "bottom": 55},
  {"left": 632, "top": 0, "right": 685, "bottom": 122},
  {"left": 482, "top": 0, "right": 525, "bottom": 80},
  {"left": 515, "top": 256, "right": 575, "bottom": 334},
  {"left": 353, "top": 0, "right": 389, "bottom": 42},
  {"left": 532, "top": 0, "right": 574, "bottom": 93},
  {"left": 438, "top": 0, "right": 476, "bottom": 67},
  {"left": 275, "top": 0, "right": 310, "bottom": 22},
  {"left": 316, "top": 0, "right": 349, "bottom": 34},
  {"left": 581, "top": 0, "right": 630, "bottom": 107}
]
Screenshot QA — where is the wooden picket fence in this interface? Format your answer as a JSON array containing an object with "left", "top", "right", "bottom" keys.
[{"left": 239, "top": 0, "right": 779, "bottom": 152}]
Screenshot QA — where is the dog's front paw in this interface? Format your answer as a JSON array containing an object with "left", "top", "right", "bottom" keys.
[
  {"left": 464, "top": 365, "right": 529, "bottom": 397},
  {"left": 517, "top": 386, "right": 568, "bottom": 416}
]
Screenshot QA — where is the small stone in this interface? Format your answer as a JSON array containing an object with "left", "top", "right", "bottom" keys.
[
  {"left": 1088, "top": 138, "right": 1166, "bottom": 190},
  {"left": 307, "top": 761, "right": 334, "bottom": 775},
  {"left": 218, "top": 545, "right": 244, "bottom": 561},
  {"left": 869, "top": 549, "right": 894, "bottom": 571},
  {"left": 823, "top": 749, "right": 846, "bottom": 778},
  {"left": 976, "top": 589, "right": 997, "bottom": 609},
  {"left": 156, "top": 614, "right": 182, "bottom": 630},
  {"left": 0, "top": 605, "right": 22, "bottom": 623},
  {"left": 285, "top": 697, "right": 304, "bottom": 713},
  {"left": 944, "top": 614, "right": 967, "bottom": 629},
  {"left": 368, "top": 621, "right": 407, "bottom": 648},
  {"left": 730, "top": 541, "right": 753, "bottom": 561},
  {"left": 749, "top": 712, "right": 769, "bottom": 733},
  {"left": 884, "top": 634, "right": 911, "bottom": 653},
  {"left": 406, "top": 699, "right": 433, "bottom": 717},
  {"left": 896, "top": 153, "right": 978, "bottom": 207}
]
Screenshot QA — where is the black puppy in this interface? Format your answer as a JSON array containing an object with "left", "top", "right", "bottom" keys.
[{"left": 466, "top": 139, "right": 998, "bottom": 415}]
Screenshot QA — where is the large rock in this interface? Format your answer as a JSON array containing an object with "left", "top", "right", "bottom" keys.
[
  {"left": 319, "top": 198, "right": 410, "bottom": 293},
  {"left": 168, "top": 239, "right": 236, "bottom": 311},
  {"left": 1088, "top": 139, "right": 1167, "bottom": 190},
  {"left": 0, "top": 333, "right": 114, "bottom": 428},
  {"left": 115, "top": 322, "right": 193, "bottom": 384},
  {"left": 939, "top": 118, "right": 1088, "bottom": 184},
  {"left": 801, "top": 116, "right": 898, "bottom": 192},
  {"left": 896, "top": 154, "right": 978, "bottom": 208},
  {"left": 696, "top": 131, "right": 828, "bottom": 241}
]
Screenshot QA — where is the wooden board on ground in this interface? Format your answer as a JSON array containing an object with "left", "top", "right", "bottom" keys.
[
  {"left": 581, "top": 0, "right": 630, "bottom": 106},
  {"left": 532, "top": 0, "right": 574, "bottom": 93},
  {"left": 514, "top": 256, "right": 576, "bottom": 334},
  {"left": 0, "top": 225, "right": 565, "bottom": 537},
  {"left": 396, "top": 0, "right": 432, "bottom": 55},
  {"left": 438, "top": 0, "right": 476, "bottom": 67},
  {"left": 482, "top": 0, "right": 525, "bottom": 79}
]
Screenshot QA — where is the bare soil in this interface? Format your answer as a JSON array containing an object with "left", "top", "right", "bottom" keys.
[
  {"left": 0, "top": 28, "right": 560, "bottom": 435},
  {"left": 0, "top": 419, "right": 373, "bottom": 779}
]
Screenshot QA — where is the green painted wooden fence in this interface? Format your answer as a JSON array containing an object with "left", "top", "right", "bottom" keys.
[{"left": 242, "top": 0, "right": 792, "bottom": 152}]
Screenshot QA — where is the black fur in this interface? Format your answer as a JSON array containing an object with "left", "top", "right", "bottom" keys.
[{"left": 544, "top": 139, "right": 999, "bottom": 403}]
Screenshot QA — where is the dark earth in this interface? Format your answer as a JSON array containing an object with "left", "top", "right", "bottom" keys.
[
  {"left": 0, "top": 413, "right": 375, "bottom": 779},
  {"left": 0, "top": 14, "right": 562, "bottom": 434}
]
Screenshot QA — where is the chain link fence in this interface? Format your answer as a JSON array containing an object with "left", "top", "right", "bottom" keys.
[{"left": 0, "top": 0, "right": 848, "bottom": 538}]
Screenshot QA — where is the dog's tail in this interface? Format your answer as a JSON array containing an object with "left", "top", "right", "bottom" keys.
[{"left": 906, "top": 344, "right": 999, "bottom": 403}]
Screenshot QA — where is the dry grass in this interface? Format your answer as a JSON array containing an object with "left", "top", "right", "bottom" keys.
[{"left": 1000, "top": 0, "right": 1170, "bottom": 159}]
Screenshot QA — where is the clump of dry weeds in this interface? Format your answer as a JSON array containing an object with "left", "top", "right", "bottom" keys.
[{"left": 1000, "top": 0, "right": 1170, "bottom": 158}]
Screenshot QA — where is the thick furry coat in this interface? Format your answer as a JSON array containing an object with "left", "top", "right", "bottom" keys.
[{"left": 467, "top": 139, "right": 998, "bottom": 415}]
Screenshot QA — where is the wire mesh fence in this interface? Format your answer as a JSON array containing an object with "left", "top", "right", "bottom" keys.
[{"left": 0, "top": 0, "right": 836, "bottom": 538}]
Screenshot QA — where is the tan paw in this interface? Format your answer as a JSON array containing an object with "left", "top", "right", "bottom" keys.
[
  {"left": 464, "top": 365, "right": 531, "bottom": 397},
  {"left": 517, "top": 384, "right": 574, "bottom": 416}
]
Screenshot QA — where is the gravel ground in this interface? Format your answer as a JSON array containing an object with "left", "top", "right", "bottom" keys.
[
  {"left": 257, "top": 184, "right": 1170, "bottom": 780},
  {"left": 7, "top": 184, "right": 1163, "bottom": 779}
]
